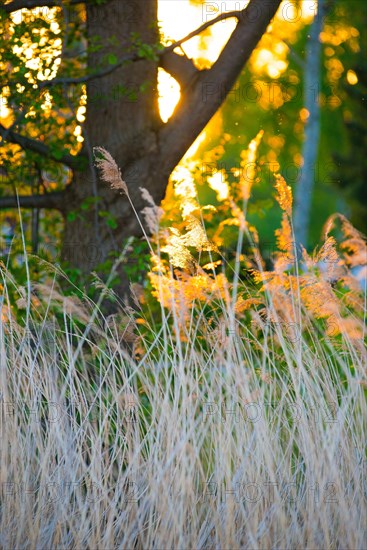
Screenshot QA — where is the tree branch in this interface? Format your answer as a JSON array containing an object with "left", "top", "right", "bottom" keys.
[
  {"left": 0, "top": 191, "right": 66, "bottom": 210},
  {"left": 163, "top": 10, "right": 243, "bottom": 54},
  {"left": 37, "top": 55, "right": 134, "bottom": 89},
  {"left": 159, "top": 51, "right": 198, "bottom": 88},
  {"left": 28, "top": 10, "right": 243, "bottom": 90},
  {"left": 0, "top": 123, "right": 82, "bottom": 170},
  {"left": 159, "top": 0, "right": 282, "bottom": 171},
  {"left": 35, "top": 50, "right": 195, "bottom": 91},
  {"left": 0, "top": 0, "right": 83, "bottom": 14},
  {"left": 2, "top": 5, "right": 256, "bottom": 97}
]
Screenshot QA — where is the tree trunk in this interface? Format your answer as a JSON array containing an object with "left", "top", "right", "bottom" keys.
[
  {"left": 62, "top": 0, "right": 164, "bottom": 299},
  {"left": 1, "top": 0, "right": 282, "bottom": 298},
  {"left": 57, "top": 0, "right": 282, "bottom": 302},
  {"left": 294, "top": 0, "right": 326, "bottom": 248}
]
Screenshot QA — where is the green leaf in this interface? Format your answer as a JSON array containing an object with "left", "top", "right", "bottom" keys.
[
  {"left": 107, "top": 53, "right": 118, "bottom": 65},
  {"left": 106, "top": 218, "right": 118, "bottom": 229},
  {"left": 67, "top": 211, "right": 77, "bottom": 222},
  {"left": 52, "top": 150, "right": 64, "bottom": 160}
]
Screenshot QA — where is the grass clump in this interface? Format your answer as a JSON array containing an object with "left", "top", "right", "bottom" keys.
[{"left": 0, "top": 140, "right": 366, "bottom": 549}]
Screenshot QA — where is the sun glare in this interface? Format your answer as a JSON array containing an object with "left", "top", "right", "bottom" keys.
[
  {"left": 157, "top": 0, "right": 249, "bottom": 157},
  {"left": 158, "top": 68, "right": 181, "bottom": 123},
  {"left": 208, "top": 170, "right": 229, "bottom": 201},
  {"left": 157, "top": 0, "right": 248, "bottom": 124}
]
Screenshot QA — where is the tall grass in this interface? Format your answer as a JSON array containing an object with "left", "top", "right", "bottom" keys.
[{"left": 0, "top": 150, "right": 366, "bottom": 548}]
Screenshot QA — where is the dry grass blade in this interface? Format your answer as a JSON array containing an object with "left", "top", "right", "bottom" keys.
[
  {"left": 1, "top": 142, "right": 366, "bottom": 549},
  {"left": 274, "top": 173, "right": 293, "bottom": 217}
]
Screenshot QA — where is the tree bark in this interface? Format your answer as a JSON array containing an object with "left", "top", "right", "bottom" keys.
[
  {"left": 294, "top": 0, "right": 326, "bottom": 247},
  {"left": 61, "top": 1, "right": 281, "bottom": 302},
  {"left": 62, "top": 0, "right": 162, "bottom": 297}
]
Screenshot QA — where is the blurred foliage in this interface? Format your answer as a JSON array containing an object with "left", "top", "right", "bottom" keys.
[
  {"left": 184, "top": 0, "right": 366, "bottom": 245},
  {"left": 127, "top": 133, "right": 366, "bottom": 365}
]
